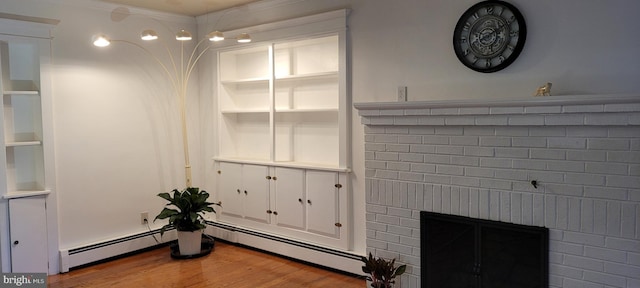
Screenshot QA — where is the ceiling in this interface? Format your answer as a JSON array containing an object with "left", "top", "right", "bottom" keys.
[{"left": 100, "top": 0, "right": 261, "bottom": 17}]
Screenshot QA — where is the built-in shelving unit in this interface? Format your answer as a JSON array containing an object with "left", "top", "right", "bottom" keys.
[
  {"left": 2, "top": 84, "right": 46, "bottom": 195},
  {"left": 0, "top": 14, "right": 58, "bottom": 274},
  {"left": 213, "top": 10, "right": 351, "bottom": 252},
  {"left": 217, "top": 34, "right": 347, "bottom": 169}
]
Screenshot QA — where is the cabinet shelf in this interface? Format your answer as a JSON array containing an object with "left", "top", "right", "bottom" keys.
[
  {"left": 275, "top": 71, "right": 338, "bottom": 81},
  {"left": 6, "top": 141, "right": 41, "bottom": 147},
  {"left": 221, "top": 109, "right": 270, "bottom": 114},
  {"left": 275, "top": 108, "right": 338, "bottom": 113},
  {"left": 221, "top": 77, "right": 270, "bottom": 84},
  {"left": 2, "top": 79, "right": 39, "bottom": 94},
  {"left": 4, "top": 90, "right": 39, "bottom": 96},
  {"left": 2, "top": 189, "right": 50, "bottom": 199},
  {"left": 214, "top": 157, "right": 350, "bottom": 173}
]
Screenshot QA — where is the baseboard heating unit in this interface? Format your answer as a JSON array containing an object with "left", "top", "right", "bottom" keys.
[
  {"left": 59, "top": 229, "right": 177, "bottom": 272},
  {"left": 206, "top": 221, "right": 363, "bottom": 275},
  {"left": 58, "top": 222, "right": 363, "bottom": 275}
]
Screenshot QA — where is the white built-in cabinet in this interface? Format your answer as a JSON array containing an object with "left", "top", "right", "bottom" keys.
[
  {"left": 0, "top": 15, "right": 58, "bottom": 274},
  {"left": 214, "top": 11, "right": 350, "bottom": 250},
  {"left": 8, "top": 196, "right": 48, "bottom": 273},
  {"left": 216, "top": 162, "right": 349, "bottom": 249},
  {"left": 272, "top": 167, "right": 347, "bottom": 239},
  {"left": 217, "top": 163, "right": 271, "bottom": 224}
]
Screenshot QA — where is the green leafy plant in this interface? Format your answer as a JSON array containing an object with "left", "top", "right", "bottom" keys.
[
  {"left": 361, "top": 252, "right": 407, "bottom": 288},
  {"left": 154, "top": 187, "right": 221, "bottom": 236}
]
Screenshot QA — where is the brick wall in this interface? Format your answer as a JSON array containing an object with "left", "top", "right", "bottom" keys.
[{"left": 355, "top": 95, "right": 640, "bottom": 288}]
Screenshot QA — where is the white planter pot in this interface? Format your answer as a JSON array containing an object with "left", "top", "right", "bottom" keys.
[{"left": 177, "top": 230, "right": 203, "bottom": 256}]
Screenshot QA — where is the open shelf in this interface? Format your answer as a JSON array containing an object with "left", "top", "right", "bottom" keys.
[
  {"left": 275, "top": 108, "right": 339, "bottom": 113},
  {"left": 5, "top": 145, "right": 45, "bottom": 193},
  {"left": 6, "top": 141, "right": 41, "bottom": 147},
  {"left": 217, "top": 34, "right": 345, "bottom": 169},
  {"left": 220, "top": 109, "right": 270, "bottom": 114},
  {"left": 220, "top": 77, "right": 270, "bottom": 84},
  {"left": 1, "top": 38, "right": 47, "bottom": 199},
  {"left": 275, "top": 71, "right": 338, "bottom": 81},
  {"left": 2, "top": 189, "right": 50, "bottom": 200},
  {"left": 218, "top": 112, "right": 270, "bottom": 162}
]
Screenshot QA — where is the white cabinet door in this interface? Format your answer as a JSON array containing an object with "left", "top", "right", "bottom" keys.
[
  {"left": 218, "top": 162, "right": 243, "bottom": 218},
  {"left": 242, "top": 164, "right": 270, "bottom": 223},
  {"left": 217, "top": 163, "right": 270, "bottom": 224},
  {"left": 273, "top": 167, "right": 304, "bottom": 229},
  {"left": 306, "top": 171, "right": 341, "bottom": 238},
  {"left": 9, "top": 196, "right": 47, "bottom": 273}
]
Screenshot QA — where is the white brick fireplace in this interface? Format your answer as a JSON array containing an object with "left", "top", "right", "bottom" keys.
[{"left": 354, "top": 94, "right": 640, "bottom": 288}]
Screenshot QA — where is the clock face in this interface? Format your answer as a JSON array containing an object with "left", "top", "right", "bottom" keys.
[{"left": 453, "top": 0, "right": 526, "bottom": 73}]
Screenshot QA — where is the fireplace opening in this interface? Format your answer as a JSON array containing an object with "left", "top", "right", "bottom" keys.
[{"left": 421, "top": 211, "right": 548, "bottom": 288}]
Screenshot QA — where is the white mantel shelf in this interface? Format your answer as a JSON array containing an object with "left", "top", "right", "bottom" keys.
[
  {"left": 354, "top": 94, "right": 640, "bottom": 110},
  {"left": 354, "top": 94, "right": 640, "bottom": 127}
]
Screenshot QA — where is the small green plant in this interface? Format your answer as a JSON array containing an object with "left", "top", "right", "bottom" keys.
[
  {"left": 361, "top": 252, "right": 407, "bottom": 288},
  {"left": 154, "top": 187, "right": 220, "bottom": 236}
]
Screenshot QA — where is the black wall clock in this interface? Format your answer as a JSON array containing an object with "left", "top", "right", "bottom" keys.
[{"left": 453, "top": 0, "right": 526, "bottom": 73}]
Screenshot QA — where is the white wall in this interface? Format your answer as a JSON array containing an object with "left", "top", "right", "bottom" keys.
[
  {"left": 1, "top": 0, "right": 639, "bottom": 270},
  {"left": 1, "top": 0, "right": 199, "bottom": 252}
]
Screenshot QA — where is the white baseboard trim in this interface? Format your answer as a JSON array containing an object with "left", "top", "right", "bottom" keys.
[{"left": 206, "top": 221, "right": 364, "bottom": 275}]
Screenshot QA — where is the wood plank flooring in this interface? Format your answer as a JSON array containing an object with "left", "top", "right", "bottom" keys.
[{"left": 48, "top": 241, "right": 365, "bottom": 288}]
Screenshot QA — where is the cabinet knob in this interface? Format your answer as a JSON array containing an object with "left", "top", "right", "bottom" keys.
[
  {"left": 335, "top": 223, "right": 342, "bottom": 227},
  {"left": 237, "top": 189, "right": 241, "bottom": 194},
  {"left": 13, "top": 240, "right": 18, "bottom": 245},
  {"left": 335, "top": 183, "right": 342, "bottom": 188},
  {"left": 273, "top": 211, "right": 278, "bottom": 215},
  {"left": 298, "top": 198, "right": 302, "bottom": 203},
  {"left": 244, "top": 190, "right": 248, "bottom": 195},
  {"left": 307, "top": 199, "right": 312, "bottom": 205},
  {"left": 266, "top": 176, "right": 272, "bottom": 180},
  {"left": 272, "top": 176, "right": 277, "bottom": 180},
  {"left": 267, "top": 210, "right": 272, "bottom": 214},
  {"left": 217, "top": 170, "right": 221, "bottom": 174}
]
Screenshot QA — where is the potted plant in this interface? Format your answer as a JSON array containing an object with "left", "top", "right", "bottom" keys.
[
  {"left": 154, "top": 187, "right": 220, "bottom": 256},
  {"left": 361, "top": 252, "right": 407, "bottom": 288}
]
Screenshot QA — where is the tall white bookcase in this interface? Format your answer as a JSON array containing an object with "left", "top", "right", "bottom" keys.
[
  {"left": 0, "top": 14, "right": 59, "bottom": 274},
  {"left": 214, "top": 10, "right": 351, "bottom": 251}
]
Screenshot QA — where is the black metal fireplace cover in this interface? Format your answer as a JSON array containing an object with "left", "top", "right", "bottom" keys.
[{"left": 420, "top": 211, "right": 548, "bottom": 288}]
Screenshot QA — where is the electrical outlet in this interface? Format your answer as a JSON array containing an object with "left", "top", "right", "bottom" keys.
[
  {"left": 397, "top": 86, "right": 407, "bottom": 102},
  {"left": 140, "top": 212, "right": 149, "bottom": 225}
]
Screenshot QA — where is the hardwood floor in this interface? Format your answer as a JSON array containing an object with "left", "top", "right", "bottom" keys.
[{"left": 48, "top": 241, "right": 365, "bottom": 288}]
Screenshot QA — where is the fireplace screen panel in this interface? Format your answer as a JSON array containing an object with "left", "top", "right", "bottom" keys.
[{"left": 421, "top": 212, "right": 548, "bottom": 288}]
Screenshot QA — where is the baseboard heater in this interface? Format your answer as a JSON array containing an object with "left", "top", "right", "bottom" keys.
[
  {"left": 59, "top": 228, "right": 176, "bottom": 272},
  {"left": 206, "top": 221, "right": 361, "bottom": 261},
  {"left": 59, "top": 222, "right": 363, "bottom": 275}
]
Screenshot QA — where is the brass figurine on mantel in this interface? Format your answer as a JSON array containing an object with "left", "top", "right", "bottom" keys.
[{"left": 534, "top": 82, "right": 552, "bottom": 96}]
